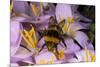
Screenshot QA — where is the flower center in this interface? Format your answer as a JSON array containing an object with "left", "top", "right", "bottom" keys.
[
  {"left": 89, "top": 51, "right": 96, "bottom": 62},
  {"left": 60, "top": 16, "right": 74, "bottom": 33},
  {"left": 65, "top": 16, "right": 74, "bottom": 32},
  {"left": 20, "top": 25, "right": 37, "bottom": 48},
  {"left": 85, "top": 47, "right": 95, "bottom": 62}
]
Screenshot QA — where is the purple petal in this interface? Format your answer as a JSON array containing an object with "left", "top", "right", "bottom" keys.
[
  {"left": 67, "top": 22, "right": 86, "bottom": 35},
  {"left": 74, "top": 31, "right": 89, "bottom": 48},
  {"left": 87, "top": 43, "right": 94, "bottom": 50},
  {"left": 35, "top": 51, "right": 57, "bottom": 64},
  {"left": 14, "top": 1, "right": 28, "bottom": 14},
  {"left": 63, "top": 38, "right": 80, "bottom": 54},
  {"left": 56, "top": 4, "right": 72, "bottom": 22},
  {"left": 11, "top": 63, "right": 19, "bottom": 66},
  {"left": 20, "top": 57, "right": 34, "bottom": 65},
  {"left": 67, "top": 58, "right": 79, "bottom": 63},
  {"left": 11, "top": 46, "right": 33, "bottom": 63},
  {"left": 75, "top": 49, "right": 95, "bottom": 62},
  {"left": 11, "top": 17, "right": 24, "bottom": 56}
]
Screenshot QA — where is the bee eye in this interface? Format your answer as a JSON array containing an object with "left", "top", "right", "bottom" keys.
[{"left": 49, "top": 16, "right": 57, "bottom": 25}]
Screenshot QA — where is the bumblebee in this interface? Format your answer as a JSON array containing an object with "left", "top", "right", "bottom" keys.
[
  {"left": 38, "top": 16, "right": 67, "bottom": 59},
  {"left": 19, "top": 16, "right": 67, "bottom": 59}
]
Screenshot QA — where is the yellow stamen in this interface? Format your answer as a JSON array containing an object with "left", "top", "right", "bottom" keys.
[
  {"left": 24, "top": 30, "right": 35, "bottom": 48},
  {"left": 85, "top": 47, "right": 96, "bottom": 62},
  {"left": 65, "top": 16, "right": 74, "bottom": 32},
  {"left": 89, "top": 51, "right": 96, "bottom": 62},
  {"left": 31, "top": 27, "right": 37, "bottom": 46},
  {"left": 60, "top": 16, "right": 68, "bottom": 33},
  {"left": 20, "top": 31, "right": 33, "bottom": 48},
  {"left": 20, "top": 26, "right": 37, "bottom": 48},
  {"left": 66, "top": 22, "right": 70, "bottom": 32},
  {"left": 29, "top": 29, "right": 33, "bottom": 37},
  {"left": 85, "top": 47, "right": 89, "bottom": 62},
  {"left": 40, "top": 0, "right": 43, "bottom": 15},
  {"left": 92, "top": 55, "right": 96, "bottom": 62},
  {"left": 60, "top": 16, "right": 75, "bottom": 33},
  {"left": 67, "top": 16, "right": 74, "bottom": 23},
  {"left": 30, "top": 3, "right": 38, "bottom": 17},
  {"left": 38, "top": 59, "right": 47, "bottom": 64},
  {"left": 51, "top": 56, "right": 55, "bottom": 64},
  {"left": 10, "top": 1, "right": 13, "bottom": 13},
  {"left": 63, "top": 23, "right": 68, "bottom": 33}
]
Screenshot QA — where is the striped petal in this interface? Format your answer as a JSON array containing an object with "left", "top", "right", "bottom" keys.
[
  {"left": 56, "top": 4, "right": 72, "bottom": 22},
  {"left": 74, "top": 31, "right": 89, "bottom": 48},
  {"left": 11, "top": 17, "right": 26, "bottom": 56}
]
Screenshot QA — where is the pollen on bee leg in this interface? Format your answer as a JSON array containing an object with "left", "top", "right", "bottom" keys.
[{"left": 58, "top": 49, "right": 65, "bottom": 60}]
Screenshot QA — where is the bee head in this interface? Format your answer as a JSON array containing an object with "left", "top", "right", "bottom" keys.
[{"left": 48, "top": 16, "right": 65, "bottom": 34}]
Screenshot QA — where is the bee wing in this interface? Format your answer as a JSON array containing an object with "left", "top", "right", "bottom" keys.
[
  {"left": 58, "top": 19, "right": 65, "bottom": 28},
  {"left": 38, "top": 29, "right": 47, "bottom": 37}
]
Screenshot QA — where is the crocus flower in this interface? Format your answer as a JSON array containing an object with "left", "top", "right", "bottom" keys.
[
  {"left": 11, "top": 15, "right": 35, "bottom": 63},
  {"left": 11, "top": 16, "right": 24, "bottom": 57},
  {"left": 55, "top": 3, "right": 94, "bottom": 49},
  {"left": 55, "top": 3, "right": 95, "bottom": 63},
  {"left": 11, "top": 1, "right": 95, "bottom": 66},
  {"left": 11, "top": 13, "right": 53, "bottom": 65},
  {"left": 67, "top": 48, "right": 95, "bottom": 63}
]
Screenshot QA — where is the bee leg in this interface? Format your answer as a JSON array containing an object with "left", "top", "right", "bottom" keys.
[
  {"left": 62, "top": 39, "right": 67, "bottom": 48},
  {"left": 54, "top": 45, "right": 60, "bottom": 60},
  {"left": 56, "top": 45, "right": 59, "bottom": 54},
  {"left": 39, "top": 44, "right": 46, "bottom": 52}
]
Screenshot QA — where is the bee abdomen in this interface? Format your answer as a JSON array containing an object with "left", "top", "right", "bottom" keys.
[{"left": 44, "top": 36, "right": 60, "bottom": 43}]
